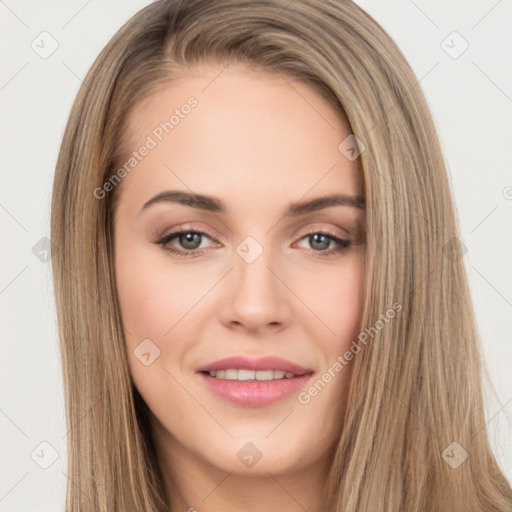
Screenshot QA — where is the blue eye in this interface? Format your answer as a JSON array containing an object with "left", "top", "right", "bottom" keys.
[
  {"left": 298, "top": 231, "right": 351, "bottom": 255},
  {"left": 155, "top": 228, "right": 352, "bottom": 258},
  {"left": 155, "top": 228, "right": 215, "bottom": 258}
]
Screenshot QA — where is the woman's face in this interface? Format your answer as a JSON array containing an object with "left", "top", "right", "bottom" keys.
[{"left": 114, "top": 62, "right": 365, "bottom": 481}]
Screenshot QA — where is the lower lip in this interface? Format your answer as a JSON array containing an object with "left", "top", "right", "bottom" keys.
[{"left": 198, "top": 372, "right": 314, "bottom": 407}]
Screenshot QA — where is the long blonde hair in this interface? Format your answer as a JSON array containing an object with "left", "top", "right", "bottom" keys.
[{"left": 50, "top": 0, "right": 512, "bottom": 510}]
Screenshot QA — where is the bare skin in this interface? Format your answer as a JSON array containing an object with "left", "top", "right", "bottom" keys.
[{"left": 113, "top": 62, "right": 365, "bottom": 512}]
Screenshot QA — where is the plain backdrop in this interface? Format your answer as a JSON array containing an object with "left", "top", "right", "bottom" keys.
[{"left": 1, "top": 1, "right": 511, "bottom": 510}]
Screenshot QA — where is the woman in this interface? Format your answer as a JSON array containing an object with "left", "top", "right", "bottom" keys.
[{"left": 50, "top": 0, "right": 512, "bottom": 510}]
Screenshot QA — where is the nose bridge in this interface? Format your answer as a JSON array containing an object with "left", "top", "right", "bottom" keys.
[
  {"left": 219, "top": 234, "right": 290, "bottom": 329},
  {"left": 234, "top": 234, "right": 281, "bottom": 301}
]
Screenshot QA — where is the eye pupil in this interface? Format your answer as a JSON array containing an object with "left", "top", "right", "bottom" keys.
[
  {"left": 310, "top": 233, "right": 330, "bottom": 251},
  {"left": 180, "top": 232, "right": 202, "bottom": 249}
]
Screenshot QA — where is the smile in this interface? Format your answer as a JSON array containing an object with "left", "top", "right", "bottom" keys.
[{"left": 205, "top": 369, "right": 297, "bottom": 380}]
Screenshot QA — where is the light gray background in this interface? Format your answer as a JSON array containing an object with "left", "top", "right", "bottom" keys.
[{"left": 1, "top": 1, "right": 511, "bottom": 510}]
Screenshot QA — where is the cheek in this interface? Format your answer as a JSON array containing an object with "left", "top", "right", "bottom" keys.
[
  {"left": 293, "top": 258, "right": 364, "bottom": 423},
  {"left": 329, "top": 268, "right": 364, "bottom": 340},
  {"left": 298, "top": 253, "right": 365, "bottom": 350},
  {"left": 115, "top": 243, "right": 201, "bottom": 344},
  {"left": 114, "top": 243, "right": 201, "bottom": 411}
]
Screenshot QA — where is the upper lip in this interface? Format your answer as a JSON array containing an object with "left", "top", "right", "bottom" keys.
[{"left": 196, "top": 356, "right": 313, "bottom": 375}]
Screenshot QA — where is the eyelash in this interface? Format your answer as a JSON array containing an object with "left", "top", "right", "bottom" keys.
[{"left": 154, "top": 227, "right": 352, "bottom": 259}]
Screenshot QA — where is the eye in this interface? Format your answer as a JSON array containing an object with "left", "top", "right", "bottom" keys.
[
  {"left": 154, "top": 227, "right": 217, "bottom": 258},
  {"left": 154, "top": 226, "right": 352, "bottom": 258},
  {"left": 295, "top": 229, "right": 352, "bottom": 257}
]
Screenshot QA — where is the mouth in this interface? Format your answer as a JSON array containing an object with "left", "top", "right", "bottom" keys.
[
  {"left": 201, "top": 369, "right": 303, "bottom": 381},
  {"left": 196, "top": 354, "right": 312, "bottom": 375},
  {"left": 196, "top": 356, "right": 314, "bottom": 407}
]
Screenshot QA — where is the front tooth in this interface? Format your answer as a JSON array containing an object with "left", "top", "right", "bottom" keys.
[
  {"left": 256, "top": 370, "right": 274, "bottom": 381},
  {"left": 224, "top": 369, "right": 238, "bottom": 380},
  {"left": 208, "top": 369, "right": 294, "bottom": 380},
  {"left": 238, "top": 369, "right": 256, "bottom": 380}
]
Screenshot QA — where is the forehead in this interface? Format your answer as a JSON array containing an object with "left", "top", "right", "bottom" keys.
[{"left": 114, "top": 63, "right": 361, "bottom": 216}]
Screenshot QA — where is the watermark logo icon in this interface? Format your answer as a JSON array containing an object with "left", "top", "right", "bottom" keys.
[
  {"left": 31, "top": 441, "right": 59, "bottom": 469},
  {"left": 441, "top": 441, "right": 468, "bottom": 469},
  {"left": 338, "top": 134, "right": 365, "bottom": 161},
  {"left": 236, "top": 236, "right": 264, "bottom": 264},
  {"left": 31, "top": 31, "right": 59, "bottom": 59},
  {"left": 134, "top": 338, "right": 161, "bottom": 366},
  {"left": 443, "top": 237, "right": 467, "bottom": 262},
  {"left": 441, "top": 31, "right": 469, "bottom": 59},
  {"left": 32, "top": 236, "right": 55, "bottom": 263},
  {"left": 237, "top": 442, "right": 263, "bottom": 468}
]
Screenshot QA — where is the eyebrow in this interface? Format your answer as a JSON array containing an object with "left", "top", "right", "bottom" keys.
[{"left": 140, "top": 190, "right": 365, "bottom": 217}]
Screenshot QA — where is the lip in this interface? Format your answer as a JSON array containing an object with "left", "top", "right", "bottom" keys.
[
  {"left": 198, "top": 373, "right": 313, "bottom": 407},
  {"left": 196, "top": 355, "right": 312, "bottom": 375},
  {"left": 196, "top": 356, "right": 314, "bottom": 407}
]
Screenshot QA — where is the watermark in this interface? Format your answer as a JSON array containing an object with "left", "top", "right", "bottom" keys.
[
  {"left": 236, "top": 235, "right": 264, "bottom": 264},
  {"left": 441, "top": 441, "right": 468, "bottom": 469},
  {"left": 133, "top": 338, "right": 161, "bottom": 366},
  {"left": 32, "top": 236, "right": 55, "bottom": 263},
  {"left": 237, "top": 442, "right": 263, "bottom": 468},
  {"left": 31, "top": 31, "right": 59, "bottom": 59},
  {"left": 338, "top": 134, "right": 365, "bottom": 161},
  {"left": 443, "top": 237, "right": 467, "bottom": 263},
  {"left": 440, "top": 31, "right": 469, "bottom": 60},
  {"left": 297, "top": 302, "right": 402, "bottom": 405},
  {"left": 93, "top": 96, "right": 198, "bottom": 200},
  {"left": 31, "top": 441, "right": 59, "bottom": 469}
]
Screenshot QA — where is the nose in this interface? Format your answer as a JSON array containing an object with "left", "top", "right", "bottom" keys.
[{"left": 217, "top": 246, "right": 292, "bottom": 333}]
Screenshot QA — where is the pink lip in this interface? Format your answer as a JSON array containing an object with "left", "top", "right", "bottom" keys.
[
  {"left": 196, "top": 356, "right": 314, "bottom": 407},
  {"left": 198, "top": 373, "right": 313, "bottom": 407},
  {"left": 196, "top": 355, "right": 312, "bottom": 375}
]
